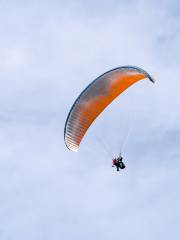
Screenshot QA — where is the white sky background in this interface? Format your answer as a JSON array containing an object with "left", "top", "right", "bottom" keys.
[{"left": 0, "top": 0, "right": 180, "bottom": 239}]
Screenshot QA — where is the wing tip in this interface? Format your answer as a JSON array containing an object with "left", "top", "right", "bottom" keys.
[
  {"left": 64, "top": 139, "right": 79, "bottom": 152},
  {"left": 149, "top": 76, "right": 155, "bottom": 83}
]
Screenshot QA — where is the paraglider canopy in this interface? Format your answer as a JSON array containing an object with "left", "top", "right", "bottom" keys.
[{"left": 64, "top": 66, "right": 154, "bottom": 152}]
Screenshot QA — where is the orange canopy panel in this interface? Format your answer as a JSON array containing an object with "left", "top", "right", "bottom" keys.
[{"left": 64, "top": 66, "right": 154, "bottom": 151}]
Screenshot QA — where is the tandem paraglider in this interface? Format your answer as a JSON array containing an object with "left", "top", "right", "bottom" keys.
[
  {"left": 112, "top": 154, "right": 126, "bottom": 172},
  {"left": 64, "top": 65, "right": 155, "bottom": 171}
]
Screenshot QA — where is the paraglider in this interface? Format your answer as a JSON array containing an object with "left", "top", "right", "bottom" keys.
[
  {"left": 112, "top": 154, "right": 126, "bottom": 172},
  {"left": 64, "top": 65, "right": 154, "bottom": 170}
]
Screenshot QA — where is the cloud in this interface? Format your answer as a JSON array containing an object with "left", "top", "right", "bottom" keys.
[{"left": 0, "top": 1, "right": 180, "bottom": 240}]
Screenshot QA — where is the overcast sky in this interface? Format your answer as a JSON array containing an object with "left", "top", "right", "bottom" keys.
[{"left": 0, "top": 1, "right": 180, "bottom": 239}]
